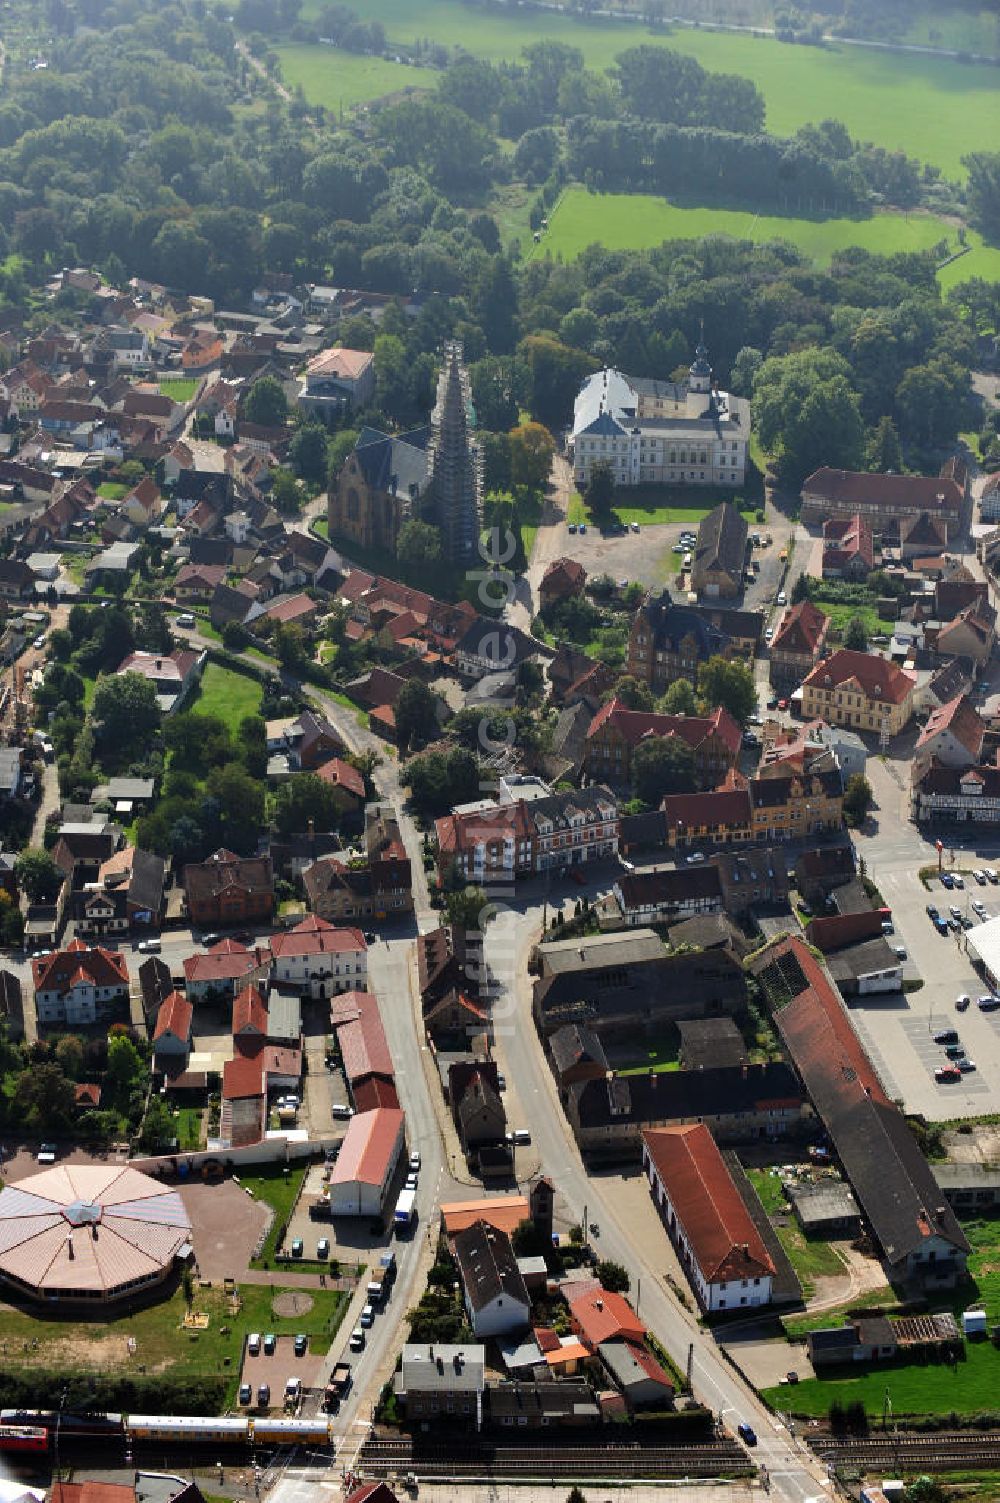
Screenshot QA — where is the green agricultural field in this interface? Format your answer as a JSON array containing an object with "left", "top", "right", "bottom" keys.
[
  {"left": 187, "top": 662, "right": 263, "bottom": 726},
  {"left": 299, "top": 0, "right": 999, "bottom": 176},
  {"left": 276, "top": 43, "right": 428, "bottom": 110},
  {"left": 533, "top": 190, "right": 1000, "bottom": 285}
]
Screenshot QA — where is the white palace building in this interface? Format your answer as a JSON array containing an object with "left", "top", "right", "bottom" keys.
[{"left": 570, "top": 339, "right": 750, "bottom": 491}]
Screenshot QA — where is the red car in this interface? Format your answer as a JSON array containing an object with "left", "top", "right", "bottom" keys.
[
  {"left": 935, "top": 1066, "right": 961, "bottom": 1083},
  {"left": 777, "top": 698, "right": 789, "bottom": 711}
]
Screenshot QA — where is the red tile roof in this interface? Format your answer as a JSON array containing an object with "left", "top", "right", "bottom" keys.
[
  {"left": 154, "top": 989, "right": 193, "bottom": 1043},
  {"left": 660, "top": 775, "right": 752, "bottom": 833},
  {"left": 74, "top": 1082, "right": 102, "bottom": 1107},
  {"left": 32, "top": 938, "right": 129, "bottom": 994},
  {"left": 771, "top": 600, "right": 829, "bottom": 657},
  {"left": 314, "top": 757, "right": 366, "bottom": 799},
  {"left": 586, "top": 698, "right": 741, "bottom": 759},
  {"left": 335, "top": 990, "right": 393, "bottom": 1084},
  {"left": 643, "top": 1123, "right": 775, "bottom": 1284},
  {"left": 270, "top": 916, "right": 366, "bottom": 959},
  {"left": 803, "top": 467, "right": 963, "bottom": 514},
  {"left": 569, "top": 1286, "right": 645, "bottom": 1351},
  {"left": 328, "top": 1107, "right": 404, "bottom": 1188},
  {"left": 233, "top": 984, "right": 267, "bottom": 1036},
  {"left": 352, "top": 1076, "right": 400, "bottom": 1113},
  {"left": 822, "top": 513, "right": 874, "bottom": 569},
  {"left": 916, "top": 693, "right": 985, "bottom": 760},
  {"left": 802, "top": 649, "right": 915, "bottom": 706},
  {"left": 435, "top": 799, "right": 534, "bottom": 855},
  {"left": 222, "top": 1054, "right": 265, "bottom": 1100}
]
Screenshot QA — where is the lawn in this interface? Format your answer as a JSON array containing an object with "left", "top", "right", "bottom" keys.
[
  {"left": 97, "top": 482, "right": 128, "bottom": 501},
  {"left": 532, "top": 190, "right": 1000, "bottom": 285},
  {"left": 186, "top": 662, "right": 263, "bottom": 727},
  {"left": 174, "top": 1106, "right": 203, "bottom": 1151},
  {"left": 745, "top": 1169, "right": 846, "bottom": 1296},
  {"left": 769, "top": 1213, "right": 1000, "bottom": 1417},
  {"left": 276, "top": 43, "right": 428, "bottom": 110},
  {"left": 299, "top": 0, "right": 998, "bottom": 177},
  {"left": 619, "top": 1026, "right": 681, "bottom": 1075},
  {"left": 567, "top": 486, "right": 757, "bottom": 528},
  {"left": 311, "top": 517, "right": 330, "bottom": 540},
  {"left": 158, "top": 378, "right": 199, "bottom": 402},
  {"left": 812, "top": 598, "right": 896, "bottom": 640},
  {"left": 0, "top": 1278, "right": 345, "bottom": 1392}
]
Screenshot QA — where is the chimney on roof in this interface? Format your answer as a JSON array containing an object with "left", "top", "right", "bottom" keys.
[
  {"left": 595, "top": 1299, "right": 603, "bottom": 1311},
  {"left": 937, "top": 1205, "right": 947, "bottom": 1221}
]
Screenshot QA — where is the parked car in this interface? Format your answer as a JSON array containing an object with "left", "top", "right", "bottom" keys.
[
  {"left": 988, "top": 869, "right": 999, "bottom": 884},
  {"left": 949, "top": 905, "right": 962, "bottom": 920},
  {"left": 36, "top": 1143, "right": 57, "bottom": 1164},
  {"left": 935, "top": 1066, "right": 961, "bottom": 1083},
  {"left": 975, "top": 870, "right": 987, "bottom": 885},
  {"left": 956, "top": 995, "right": 971, "bottom": 1011},
  {"left": 631, "top": 521, "right": 640, "bottom": 533},
  {"left": 940, "top": 873, "right": 955, "bottom": 890},
  {"left": 978, "top": 995, "right": 1000, "bottom": 1011},
  {"left": 933, "top": 1029, "right": 959, "bottom": 1044},
  {"left": 926, "top": 904, "right": 940, "bottom": 920},
  {"left": 238, "top": 1383, "right": 252, "bottom": 1406},
  {"left": 263, "top": 1332, "right": 276, "bottom": 1354},
  {"left": 686, "top": 852, "right": 706, "bottom": 864},
  {"left": 257, "top": 1384, "right": 270, "bottom": 1408},
  {"left": 247, "top": 1332, "right": 261, "bottom": 1355},
  {"left": 291, "top": 1238, "right": 304, "bottom": 1258},
  {"left": 409, "top": 1151, "right": 421, "bottom": 1172},
  {"left": 973, "top": 899, "right": 986, "bottom": 915},
  {"left": 959, "top": 1059, "right": 977, "bottom": 1073},
  {"left": 294, "top": 1334, "right": 308, "bottom": 1356},
  {"left": 893, "top": 945, "right": 907, "bottom": 960},
  {"left": 934, "top": 916, "right": 950, "bottom": 935},
  {"left": 954, "top": 874, "right": 965, "bottom": 888},
  {"left": 317, "top": 1238, "right": 330, "bottom": 1259},
  {"left": 360, "top": 1303, "right": 375, "bottom": 1327},
  {"left": 945, "top": 1044, "right": 966, "bottom": 1059},
  {"left": 568, "top": 523, "right": 577, "bottom": 533},
  {"left": 349, "top": 1327, "right": 365, "bottom": 1351},
  {"left": 405, "top": 1174, "right": 418, "bottom": 1191}
]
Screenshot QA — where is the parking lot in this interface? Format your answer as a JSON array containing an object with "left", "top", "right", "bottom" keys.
[
  {"left": 843, "top": 865, "right": 1000, "bottom": 1120},
  {"left": 239, "top": 1332, "right": 324, "bottom": 1412}
]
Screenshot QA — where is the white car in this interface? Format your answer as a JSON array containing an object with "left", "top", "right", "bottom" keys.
[
  {"left": 953, "top": 874, "right": 965, "bottom": 888},
  {"left": 409, "top": 1151, "right": 421, "bottom": 1171},
  {"left": 405, "top": 1173, "right": 418, "bottom": 1191},
  {"left": 973, "top": 899, "right": 987, "bottom": 916}
]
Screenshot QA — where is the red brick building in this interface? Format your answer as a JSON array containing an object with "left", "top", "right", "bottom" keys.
[
  {"left": 183, "top": 848, "right": 275, "bottom": 928},
  {"left": 584, "top": 698, "right": 740, "bottom": 788}
]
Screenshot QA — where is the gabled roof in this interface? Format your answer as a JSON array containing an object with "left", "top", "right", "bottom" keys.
[
  {"left": 270, "top": 915, "right": 366, "bottom": 959},
  {"left": 771, "top": 600, "right": 829, "bottom": 657},
  {"left": 233, "top": 984, "right": 267, "bottom": 1036},
  {"left": 916, "top": 693, "right": 985, "bottom": 760},
  {"left": 569, "top": 1285, "right": 645, "bottom": 1349},
  {"left": 803, "top": 468, "right": 963, "bottom": 514},
  {"left": 328, "top": 1107, "right": 403, "bottom": 1187},
  {"left": 453, "top": 1219, "right": 529, "bottom": 1314},
  {"left": 314, "top": 756, "right": 365, "bottom": 798},
  {"left": 222, "top": 1054, "right": 264, "bottom": 1101},
  {"left": 32, "top": 939, "right": 128, "bottom": 994},
  {"left": 586, "top": 698, "right": 741, "bottom": 758},
  {"left": 643, "top": 1123, "right": 774, "bottom": 1284},
  {"left": 802, "top": 649, "right": 915, "bottom": 706},
  {"left": 153, "top": 989, "right": 193, "bottom": 1044}
]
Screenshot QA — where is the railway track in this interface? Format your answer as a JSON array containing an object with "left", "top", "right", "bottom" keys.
[
  {"left": 358, "top": 1437, "right": 754, "bottom": 1480},
  {"left": 811, "top": 1430, "right": 1000, "bottom": 1472}
]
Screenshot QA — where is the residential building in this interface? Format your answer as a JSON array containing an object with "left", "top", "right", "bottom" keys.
[
  {"left": 691, "top": 500, "right": 747, "bottom": 600},
  {"left": 435, "top": 785, "right": 618, "bottom": 884},
  {"left": 932, "top": 597, "right": 996, "bottom": 671},
  {"left": 566, "top": 1061, "right": 807, "bottom": 1157},
  {"left": 452, "top": 616, "right": 540, "bottom": 681},
  {"left": 899, "top": 511, "right": 948, "bottom": 562},
  {"left": 612, "top": 864, "right": 724, "bottom": 928},
  {"left": 912, "top": 761, "right": 1000, "bottom": 827},
  {"left": 753, "top": 936, "right": 969, "bottom": 1287},
  {"left": 0, "top": 748, "right": 23, "bottom": 800},
  {"left": 265, "top": 710, "right": 346, "bottom": 773},
  {"left": 426, "top": 342, "right": 482, "bottom": 565},
  {"left": 914, "top": 693, "right": 985, "bottom": 774},
  {"left": 395, "top": 1344, "right": 485, "bottom": 1430},
  {"left": 799, "top": 649, "right": 916, "bottom": 737},
  {"left": 626, "top": 595, "right": 732, "bottom": 694},
  {"left": 183, "top": 848, "right": 275, "bottom": 928},
  {"left": 32, "top": 939, "right": 129, "bottom": 1027},
  {"left": 539, "top": 556, "right": 587, "bottom": 611},
  {"left": 794, "top": 844, "right": 855, "bottom": 903},
  {"left": 598, "top": 1338, "right": 675, "bottom": 1409},
  {"left": 0, "top": 559, "right": 35, "bottom": 601},
  {"left": 152, "top": 990, "right": 193, "bottom": 1072},
  {"left": 642, "top": 1122, "right": 775, "bottom": 1312},
  {"left": 801, "top": 468, "right": 964, "bottom": 539},
  {"left": 548, "top": 1023, "right": 609, "bottom": 1093},
  {"left": 269, "top": 916, "right": 367, "bottom": 998},
  {"left": 71, "top": 846, "right": 166, "bottom": 937},
  {"left": 454, "top": 1220, "right": 531, "bottom": 1338},
  {"left": 571, "top": 346, "right": 749, "bottom": 491},
  {"left": 314, "top": 757, "right": 366, "bottom": 813},
  {"left": 749, "top": 766, "right": 844, "bottom": 844},
  {"left": 769, "top": 600, "right": 830, "bottom": 688},
  {"left": 453, "top": 1068, "right": 508, "bottom": 1172},
  {"left": 533, "top": 929, "right": 746, "bottom": 1040},
  {"left": 822, "top": 514, "right": 874, "bottom": 580},
  {"left": 714, "top": 845, "right": 790, "bottom": 913},
  {"left": 326, "top": 1106, "right": 405, "bottom": 1217},
  {"left": 183, "top": 940, "right": 271, "bottom": 1001},
  {"left": 584, "top": 698, "right": 740, "bottom": 788},
  {"left": 115, "top": 648, "right": 205, "bottom": 714},
  {"left": 569, "top": 1284, "right": 645, "bottom": 1350},
  {"left": 173, "top": 563, "right": 227, "bottom": 601},
  {"left": 298, "top": 347, "right": 375, "bottom": 418}
]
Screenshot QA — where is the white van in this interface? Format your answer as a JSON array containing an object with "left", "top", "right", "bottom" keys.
[
  {"left": 248, "top": 1332, "right": 261, "bottom": 1355},
  {"left": 176, "top": 612, "right": 196, "bottom": 629},
  {"left": 138, "top": 937, "right": 161, "bottom": 954}
]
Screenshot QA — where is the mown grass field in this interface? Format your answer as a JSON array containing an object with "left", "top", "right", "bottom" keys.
[
  {"left": 566, "top": 487, "right": 757, "bottom": 528},
  {"left": 187, "top": 663, "right": 263, "bottom": 727},
  {"left": 533, "top": 190, "right": 1000, "bottom": 287},
  {"left": 298, "top": 0, "right": 998, "bottom": 176},
  {"left": 276, "top": 43, "right": 428, "bottom": 110},
  {"left": 768, "top": 1214, "right": 1000, "bottom": 1417},
  {"left": 158, "top": 378, "right": 199, "bottom": 402}
]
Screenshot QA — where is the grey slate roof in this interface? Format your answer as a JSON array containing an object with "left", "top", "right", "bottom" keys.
[{"left": 453, "top": 1220, "right": 530, "bottom": 1315}]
